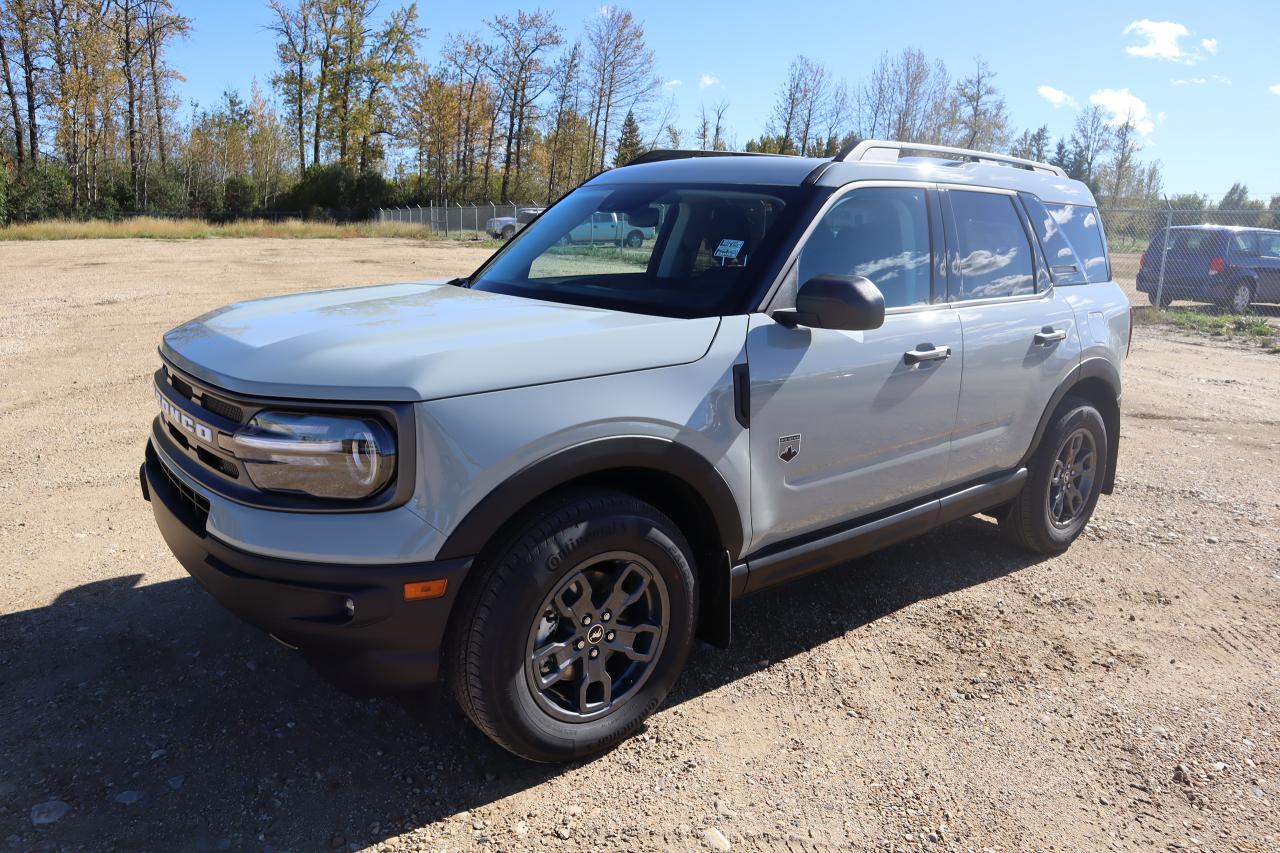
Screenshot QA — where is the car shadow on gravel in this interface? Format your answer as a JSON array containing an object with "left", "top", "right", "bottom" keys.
[{"left": 0, "top": 516, "right": 1043, "bottom": 849}]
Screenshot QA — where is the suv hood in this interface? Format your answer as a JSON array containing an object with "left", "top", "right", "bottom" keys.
[{"left": 162, "top": 282, "right": 721, "bottom": 402}]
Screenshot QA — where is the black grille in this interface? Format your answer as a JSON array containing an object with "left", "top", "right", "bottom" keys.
[
  {"left": 200, "top": 394, "right": 243, "bottom": 423},
  {"left": 170, "top": 373, "right": 195, "bottom": 401},
  {"left": 150, "top": 445, "right": 210, "bottom": 530}
]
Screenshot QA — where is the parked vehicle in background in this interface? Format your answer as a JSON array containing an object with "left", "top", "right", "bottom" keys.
[
  {"left": 486, "top": 207, "right": 545, "bottom": 239},
  {"left": 560, "top": 211, "right": 656, "bottom": 247},
  {"left": 142, "top": 140, "right": 1130, "bottom": 763},
  {"left": 1136, "top": 225, "right": 1280, "bottom": 312}
]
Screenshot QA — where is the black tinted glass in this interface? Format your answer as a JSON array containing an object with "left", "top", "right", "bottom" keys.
[
  {"left": 1022, "top": 195, "right": 1087, "bottom": 286},
  {"left": 1044, "top": 203, "right": 1110, "bottom": 283},
  {"left": 471, "top": 183, "right": 802, "bottom": 318},
  {"left": 799, "top": 187, "right": 932, "bottom": 308},
  {"left": 948, "top": 192, "right": 1035, "bottom": 300}
]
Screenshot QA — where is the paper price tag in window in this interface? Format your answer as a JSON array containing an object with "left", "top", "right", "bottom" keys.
[{"left": 714, "top": 239, "right": 745, "bottom": 259}]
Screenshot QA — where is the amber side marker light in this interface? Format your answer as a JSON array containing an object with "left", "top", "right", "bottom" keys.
[{"left": 404, "top": 579, "right": 449, "bottom": 601}]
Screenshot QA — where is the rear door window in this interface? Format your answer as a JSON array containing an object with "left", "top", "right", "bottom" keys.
[
  {"left": 1043, "top": 203, "right": 1110, "bottom": 283},
  {"left": 946, "top": 191, "right": 1036, "bottom": 301}
]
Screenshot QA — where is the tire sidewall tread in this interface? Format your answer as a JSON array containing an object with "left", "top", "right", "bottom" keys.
[
  {"left": 446, "top": 488, "right": 697, "bottom": 762},
  {"left": 1002, "top": 396, "right": 1108, "bottom": 555}
]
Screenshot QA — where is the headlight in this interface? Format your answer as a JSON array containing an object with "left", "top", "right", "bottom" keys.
[{"left": 230, "top": 411, "right": 396, "bottom": 500}]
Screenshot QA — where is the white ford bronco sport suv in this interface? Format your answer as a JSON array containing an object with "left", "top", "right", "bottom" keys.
[{"left": 142, "top": 141, "right": 1131, "bottom": 762}]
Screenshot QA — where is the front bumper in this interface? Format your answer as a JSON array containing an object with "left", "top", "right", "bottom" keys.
[{"left": 142, "top": 440, "right": 472, "bottom": 689}]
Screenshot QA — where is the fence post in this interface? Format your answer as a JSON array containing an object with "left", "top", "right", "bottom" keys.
[{"left": 1154, "top": 200, "right": 1173, "bottom": 310}]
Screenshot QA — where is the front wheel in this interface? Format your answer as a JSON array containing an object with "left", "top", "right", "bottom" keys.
[
  {"left": 1148, "top": 288, "right": 1173, "bottom": 309},
  {"left": 447, "top": 488, "right": 697, "bottom": 762},
  {"left": 501, "top": 224, "right": 516, "bottom": 240},
  {"left": 1000, "top": 396, "right": 1108, "bottom": 554}
]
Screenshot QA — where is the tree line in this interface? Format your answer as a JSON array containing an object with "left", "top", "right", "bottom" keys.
[{"left": 2, "top": 1, "right": 1277, "bottom": 224}]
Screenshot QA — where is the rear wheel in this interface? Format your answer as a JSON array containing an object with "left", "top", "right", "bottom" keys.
[
  {"left": 447, "top": 488, "right": 697, "bottom": 762},
  {"left": 1000, "top": 397, "right": 1107, "bottom": 554},
  {"left": 1225, "top": 281, "right": 1253, "bottom": 314},
  {"left": 624, "top": 230, "right": 644, "bottom": 248},
  {"left": 501, "top": 224, "right": 516, "bottom": 240}
]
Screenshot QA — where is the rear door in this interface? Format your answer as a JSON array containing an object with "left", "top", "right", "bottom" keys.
[
  {"left": 941, "top": 187, "right": 1081, "bottom": 482},
  {"left": 746, "top": 183, "right": 962, "bottom": 552}
]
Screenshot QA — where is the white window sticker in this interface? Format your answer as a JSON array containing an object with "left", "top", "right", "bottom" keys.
[{"left": 714, "top": 238, "right": 745, "bottom": 259}]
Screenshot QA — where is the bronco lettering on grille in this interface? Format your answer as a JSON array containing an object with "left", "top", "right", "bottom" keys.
[{"left": 155, "top": 384, "right": 215, "bottom": 445}]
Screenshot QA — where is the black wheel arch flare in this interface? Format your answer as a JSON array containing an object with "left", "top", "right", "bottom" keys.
[
  {"left": 435, "top": 436, "right": 745, "bottom": 563},
  {"left": 1022, "top": 357, "right": 1122, "bottom": 495}
]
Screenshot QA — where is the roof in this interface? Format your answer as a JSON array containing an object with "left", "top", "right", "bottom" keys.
[{"left": 593, "top": 145, "right": 1097, "bottom": 207}]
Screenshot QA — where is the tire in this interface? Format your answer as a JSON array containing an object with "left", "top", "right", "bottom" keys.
[
  {"left": 1225, "top": 281, "right": 1253, "bottom": 314},
  {"left": 999, "top": 396, "right": 1108, "bottom": 555},
  {"left": 447, "top": 488, "right": 698, "bottom": 763},
  {"left": 501, "top": 224, "right": 516, "bottom": 240},
  {"left": 624, "top": 230, "right": 644, "bottom": 248},
  {"left": 1148, "top": 289, "right": 1173, "bottom": 309}
]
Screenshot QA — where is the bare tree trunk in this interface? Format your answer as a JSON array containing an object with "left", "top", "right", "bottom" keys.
[
  {"left": 16, "top": 15, "right": 38, "bottom": 161},
  {"left": 0, "top": 34, "right": 24, "bottom": 164},
  {"left": 146, "top": 31, "right": 167, "bottom": 171}
]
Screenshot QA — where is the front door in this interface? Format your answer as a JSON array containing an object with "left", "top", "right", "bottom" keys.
[{"left": 746, "top": 185, "right": 962, "bottom": 554}]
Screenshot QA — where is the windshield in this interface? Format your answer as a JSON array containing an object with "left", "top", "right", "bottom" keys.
[{"left": 469, "top": 183, "right": 801, "bottom": 318}]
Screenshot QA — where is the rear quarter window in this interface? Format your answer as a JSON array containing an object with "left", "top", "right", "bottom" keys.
[
  {"left": 1229, "top": 232, "right": 1259, "bottom": 257},
  {"left": 1043, "top": 203, "right": 1110, "bottom": 283}
]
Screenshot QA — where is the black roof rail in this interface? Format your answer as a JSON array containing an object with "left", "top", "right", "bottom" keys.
[{"left": 624, "top": 149, "right": 789, "bottom": 167}]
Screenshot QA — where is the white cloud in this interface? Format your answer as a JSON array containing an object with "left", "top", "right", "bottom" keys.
[
  {"left": 1123, "top": 19, "right": 1214, "bottom": 64},
  {"left": 698, "top": 73, "right": 720, "bottom": 89},
  {"left": 664, "top": 79, "right": 683, "bottom": 89},
  {"left": 1171, "top": 74, "right": 1231, "bottom": 86},
  {"left": 1269, "top": 84, "right": 1280, "bottom": 96},
  {"left": 1090, "top": 88, "right": 1156, "bottom": 135},
  {"left": 1037, "top": 85, "right": 1077, "bottom": 108}
]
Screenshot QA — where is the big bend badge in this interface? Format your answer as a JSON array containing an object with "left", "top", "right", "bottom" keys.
[{"left": 778, "top": 434, "right": 801, "bottom": 463}]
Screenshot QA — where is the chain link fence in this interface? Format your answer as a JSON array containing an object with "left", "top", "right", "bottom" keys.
[
  {"left": 377, "top": 202, "right": 544, "bottom": 241},
  {"left": 1100, "top": 207, "right": 1279, "bottom": 323}
]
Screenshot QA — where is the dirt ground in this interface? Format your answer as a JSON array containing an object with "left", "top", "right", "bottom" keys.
[{"left": 1, "top": 238, "right": 1277, "bottom": 852}]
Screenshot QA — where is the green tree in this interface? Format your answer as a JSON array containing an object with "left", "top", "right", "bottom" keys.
[{"left": 612, "top": 109, "right": 643, "bottom": 166}]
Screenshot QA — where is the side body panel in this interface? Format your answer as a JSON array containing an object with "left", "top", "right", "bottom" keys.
[
  {"left": 1061, "top": 281, "right": 1131, "bottom": 380},
  {"left": 414, "top": 315, "right": 753, "bottom": 561},
  {"left": 948, "top": 291, "right": 1081, "bottom": 481},
  {"left": 744, "top": 309, "right": 963, "bottom": 553}
]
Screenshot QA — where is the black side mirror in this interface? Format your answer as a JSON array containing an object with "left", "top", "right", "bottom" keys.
[{"left": 774, "top": 275, "right": 885, "bottom": 331}]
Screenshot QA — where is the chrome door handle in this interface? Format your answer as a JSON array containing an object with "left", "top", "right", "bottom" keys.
[
  {"left": 1034, "top": 328, "right": 1068, "bottom": 345},
  {"left": 903, "top": 344, "right": 952, "bottom": 365}
]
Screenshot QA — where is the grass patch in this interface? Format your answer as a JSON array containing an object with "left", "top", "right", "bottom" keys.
[
  {"left": 1138, "top": 306, "right": 1278, "bottom": 351},
  {"left": 0, "top": 216, "right": 505, "bottom": 243}
]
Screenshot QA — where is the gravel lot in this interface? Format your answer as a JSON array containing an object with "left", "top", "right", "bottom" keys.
[{"left": 1, "top": 238, "right": 1278, "bottom": 852}]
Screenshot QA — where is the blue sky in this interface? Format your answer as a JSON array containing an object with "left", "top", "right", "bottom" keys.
[{"left": 171, "top": 0, "right": 1280, "bottom": 199}]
